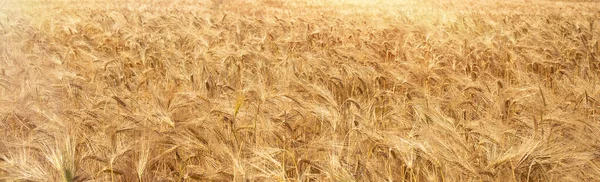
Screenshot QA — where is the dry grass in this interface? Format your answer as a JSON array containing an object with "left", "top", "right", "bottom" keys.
[{"left": 1, "top": 0, "right": 600, "bottom": 181}]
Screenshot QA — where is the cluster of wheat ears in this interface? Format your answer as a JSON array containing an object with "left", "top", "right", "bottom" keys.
[{"left": 1, "top": 0, "right": 599, "bottom": 181}]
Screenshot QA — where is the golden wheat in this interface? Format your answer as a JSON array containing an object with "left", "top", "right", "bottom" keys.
[{"left": 1, "top": 0, "right": 600, "bottom": 181}]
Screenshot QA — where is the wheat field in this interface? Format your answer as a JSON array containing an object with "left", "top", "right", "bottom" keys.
[{"left": 1, "top": 0, "right": 600, "bottom": 181}]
